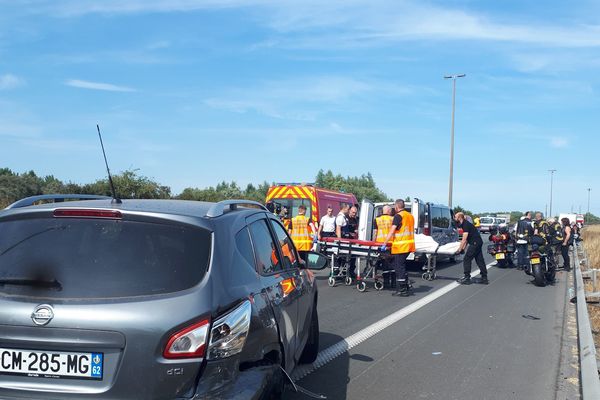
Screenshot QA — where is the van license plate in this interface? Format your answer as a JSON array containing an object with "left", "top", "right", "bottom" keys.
[
  {"left": 0, "top": 348, "right": 103, "bottom": 380},
  {"left": 495, "top": 253, "right": 505, "bottom": 260},
  {"left": 531, "top": 258, "right": 541, "bottom": 265}
]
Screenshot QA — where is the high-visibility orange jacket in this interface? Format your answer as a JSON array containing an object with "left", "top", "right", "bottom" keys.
[
  {"left": 375, "top": 215, "right": 393, "bottom": 243},
  {"left": 290, "top": 215, "right": 312, "bottom": 251},
  {"left": 392, "top": 210, "right": 416, "bottom": 254}
]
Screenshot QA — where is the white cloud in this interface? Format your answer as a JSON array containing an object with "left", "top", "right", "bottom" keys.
[
  {"left": 203, "top": 76, "right": 377, "bottom": 120},
  {"left": 36, "top": 0, "right": 267, "bottom": 17},
  {"left": 146, "top": 40, "right": 171, "bottom": 50},
  {"left": 550, "top": 137, "right": 568, "bottom": 148},
  {"left": 26, "top": 1, "right": 600, "bottom": 48},
  {"left": 0, "top": 74, "right": 24, "bottom": 90},
  {"left": 65, "top": 79, "right": 136, "bottom": 92}
]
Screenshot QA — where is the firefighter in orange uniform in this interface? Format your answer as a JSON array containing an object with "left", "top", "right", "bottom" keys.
[
  {"left": 381, "top": 199, "right": 416, "bottom": 297},
  {"left": 289, "top": 205, "right": 316, "bottom": 262},
  {"left": 374, "top": 205, "right": 395, "bottom": 287}
]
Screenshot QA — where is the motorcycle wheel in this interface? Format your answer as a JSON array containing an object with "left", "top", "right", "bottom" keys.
[
  {"left": 497, "top": 259, "right": 507, "bottom": 268},
  {"left": 532, "top": 264, "right": 546, "bottom": 287}
]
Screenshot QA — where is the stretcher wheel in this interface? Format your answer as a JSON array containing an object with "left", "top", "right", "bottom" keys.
[
  {"left": 374, "top": 281, "right": 384, "bottom": 291},
  {"left": 422, "top": 272, "right": 435, "bottom": 281},
  {"left": 356, "top": 281, "right": 367, "bottom": 292},
  {"left": 344, "top": 276, "right": 353, "bottom": 286},
  {"left": 327, "top": 277, "right": 336, "bottom": 287}
]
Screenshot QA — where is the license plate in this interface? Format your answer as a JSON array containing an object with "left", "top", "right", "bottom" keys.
[
  {"left": 495, "top": 253, "right": 505, "bottom": 260},
  {"left": 531, "top": 258, "right": 541, "bottom": 265},
  {"left": 0, "top": 348, "right": 103, "bottom": 380}
]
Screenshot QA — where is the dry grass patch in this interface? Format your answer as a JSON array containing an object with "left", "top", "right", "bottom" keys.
[{"left": 582, "top": 225, "right": 600, "bottom": 269}]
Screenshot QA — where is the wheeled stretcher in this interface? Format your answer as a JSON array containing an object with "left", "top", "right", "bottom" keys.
[
  {"left": 318, "top": 237, "right": 392, "bottom": 292},
  {"left": 414, "top": 234, "right": 461, "bottom": 281}
]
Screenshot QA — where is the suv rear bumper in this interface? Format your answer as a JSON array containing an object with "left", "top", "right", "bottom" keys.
[{"left": 190, "top": 360, "right": 280, "bottom": 400}]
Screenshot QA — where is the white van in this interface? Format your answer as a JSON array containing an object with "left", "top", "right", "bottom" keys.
[{"left": 358, "top": 198, "right": 458, "bottom": 266}]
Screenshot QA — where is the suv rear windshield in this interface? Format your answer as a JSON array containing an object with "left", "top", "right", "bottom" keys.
[
  {"left": 0, "top": 217, "right": 211, "bottom": 299},
  {"left": 480, "top": 217, "right": 495, "bottom": 224}
]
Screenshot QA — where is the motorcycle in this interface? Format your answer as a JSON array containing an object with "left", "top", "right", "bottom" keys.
[
  {"left": 487, "top": 227, "right": 515, "bottom": 268},
  {"left": 525, "top": 236, "right": 556, "bottom": 287}
]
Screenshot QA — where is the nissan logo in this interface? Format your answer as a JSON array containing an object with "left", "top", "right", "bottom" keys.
[{"left": 31, "top": 304, "right": 54, "bottom": 326}]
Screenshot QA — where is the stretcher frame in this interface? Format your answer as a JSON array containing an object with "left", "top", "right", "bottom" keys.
[{"left": 318, "top": 237, "right": 388, "bottom": 291}]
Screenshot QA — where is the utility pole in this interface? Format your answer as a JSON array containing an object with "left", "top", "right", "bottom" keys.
[
  {"left": 548, "top": 169, "right": 556, "bottom": 217},
  {"left": 444, "top": 73, "right": 466, "bottom": 208}
]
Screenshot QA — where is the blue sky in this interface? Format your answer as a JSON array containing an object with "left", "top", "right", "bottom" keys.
[{"left": 1, "top": 0, "right": 599, "bottom": 215}]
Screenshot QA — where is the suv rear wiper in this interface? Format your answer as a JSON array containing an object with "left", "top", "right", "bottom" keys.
[{"left": 0, "top": 278, "right": 62, "bottom": 291}]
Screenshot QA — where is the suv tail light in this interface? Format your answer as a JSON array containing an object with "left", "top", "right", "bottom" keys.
[
  {"left": 424, "top": 222, "right": 430, "bottom": 236},
  {"left": 207, "top": 300, "right": 251, "bottom": 360},
  {"left": 164, "top": 319, "right": 210, "bottom": 359}
]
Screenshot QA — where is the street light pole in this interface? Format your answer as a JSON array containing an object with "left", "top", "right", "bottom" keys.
[
  {"left": 444, "top": 73, "right": 466, "bottom": 209},
  {"left": 548, "top": 169, "right": 556, "bottom": 217},
  {"left": 588, "top": 188, "right": 592, "bottom": 214}
]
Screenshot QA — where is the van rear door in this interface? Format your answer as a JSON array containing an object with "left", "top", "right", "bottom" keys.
[
  {"left": 430, "top": 205, "right": 457, "bottom": 245},
  {"left": 358, "top": 200, "right": 374, "bottom": 241}
]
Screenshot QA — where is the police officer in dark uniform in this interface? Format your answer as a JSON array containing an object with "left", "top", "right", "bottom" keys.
[
  {"left": 455, "top": 212, "right": 488, "bottom": 285},
  {"left": 346, "top": 206, "right": 359, "bottom": 278},
  {"left": 516, "top": 211, "right": 534, "bottom": 270}
]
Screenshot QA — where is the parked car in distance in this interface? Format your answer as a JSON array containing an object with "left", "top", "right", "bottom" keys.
[
  {"left": 478, "top": 216, "right": 497, "bottom": 233},
  {"left": 0, "top": 195, "right": 328, "bottom": 399}
]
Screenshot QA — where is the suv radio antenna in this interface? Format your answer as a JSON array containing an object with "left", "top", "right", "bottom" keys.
[{"left": 96, "top": 124, "right": 122, "bottom": 204}]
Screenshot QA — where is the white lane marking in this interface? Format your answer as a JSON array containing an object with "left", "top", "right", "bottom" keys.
[{"left": 292, "top": 262, "right": 496, "bottom": 381}]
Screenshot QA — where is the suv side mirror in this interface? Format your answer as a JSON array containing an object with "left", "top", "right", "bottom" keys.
[{"left": 305, "top": 251, "right": 328, "bottom": 270}]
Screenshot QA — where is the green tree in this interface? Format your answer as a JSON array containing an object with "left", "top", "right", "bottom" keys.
[
  {"left": 82, "top": 169, "right": 171, "bottom": 199},
  {"left": 315, "top": 169, "right": 389, "bottom": 203},
  {"left": 584, "top": 212, "right": 600, "bottom": 224}
]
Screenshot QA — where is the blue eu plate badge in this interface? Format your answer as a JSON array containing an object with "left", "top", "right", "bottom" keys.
[{"left": 91, "top": 353, "right": 103, "bottom": 378}]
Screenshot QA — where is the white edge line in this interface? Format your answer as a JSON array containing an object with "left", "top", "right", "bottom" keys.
[{"left": 291, "top": 262, "right": 496, "bottom": 381}]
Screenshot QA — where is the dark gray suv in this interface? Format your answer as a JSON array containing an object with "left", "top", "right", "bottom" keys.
[{"left": 0, "top": 196, "right": 326, "bottom": 399}]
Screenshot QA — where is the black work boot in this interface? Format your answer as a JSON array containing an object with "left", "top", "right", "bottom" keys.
[
  {"left": 392, "top": 281, "right": 410, "bottom": 297},
  {"left": 457, "top": 275, "right": 472, "bottom": 285},
  {"left": 476, "top": 276, "right": 489, "bottom": 285}
]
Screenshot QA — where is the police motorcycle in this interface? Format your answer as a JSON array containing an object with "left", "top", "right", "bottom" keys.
[
  {"left": 487, "top": 226, "right": 515, "bottom": 268},
  {"left": 523, "top": 235, "right": 556, "bottom": 287}
]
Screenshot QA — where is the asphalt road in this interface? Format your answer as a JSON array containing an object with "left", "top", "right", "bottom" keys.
[{"left": 284, "top": 241, "right": 574, "bottom": 400}]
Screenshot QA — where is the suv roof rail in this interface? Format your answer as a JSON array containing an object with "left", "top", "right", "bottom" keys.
[
  {"left": 5, "top": 194, "right": 112, "bottom": 209},
  {"left": 206, "top": 199, "right": 268, "bottom": 218}
]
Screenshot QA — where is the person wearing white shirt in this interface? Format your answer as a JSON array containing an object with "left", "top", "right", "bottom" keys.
[
  {"left": 335, "top": 204, "right": 350, "bottom": 239},
  {"left": 318, "top": 206, "right": 336, "bottom": 239}
]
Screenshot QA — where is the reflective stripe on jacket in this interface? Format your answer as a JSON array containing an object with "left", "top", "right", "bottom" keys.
[
  {"left": 375, "top": 215, "right": 393, "bottom": 243},
  {"left": 392, "top": 210, "right": 416, "bottom": 254},
  {"left": 534, "top": 220, "right": 549, "bottom": 239},
  {"left": 291, "top": 215, "right": 311, "bottom": 251}
]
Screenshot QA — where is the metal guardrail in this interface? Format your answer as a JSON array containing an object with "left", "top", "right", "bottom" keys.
[{"left": 573, "top": 242, "right": 600, "bottom": 399}]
